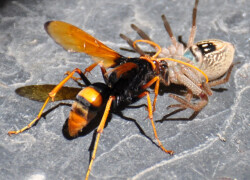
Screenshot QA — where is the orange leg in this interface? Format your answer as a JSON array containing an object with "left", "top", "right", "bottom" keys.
[
  {"left": 141, "top": 76, "right": 160, "bottom": 112},
  {"left": 85, "top": 96, "right": 115, "bottom": 180},
  {"left": 84, "top": 62, "right": 99, "bottom": 75},
  {"left": 138, "top": 91, "right": 174, "bottom": 155},
  {"left": 64, "top": 71, "right": 82, "bottom": 81},
  {"left": 8, "top": 68, "right": 84, "bottom": 135},
  {"left": 65, "top": 63, "right": 99, "bottom": 81}
]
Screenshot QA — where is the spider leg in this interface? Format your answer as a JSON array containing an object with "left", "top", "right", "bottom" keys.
[
  {"left": 209, "top": 64, "right": 235, "bottom": 87},
  {"left": 120, "top": 33, "right": 145, "bottom": 56},
  {"left": 168, "top": 69, "right": 209, "bottom": 112},
  {"left": 187, "top": 0, "right": 199, "bottom": 48},
  {"left": 130, "top": 24, "right": 160, "bottom": 51},
  {"left": 168, "top": 91, "right": 208, "bottom": 112},
  {"left": 181, "top": 64, "right": 202, "bottom": 85},
  {"left": 131, "top": 24, "right": 152, "bottom": 41},
  {"left": 161, "top": 14, "right": 177, "bottom": 46}
]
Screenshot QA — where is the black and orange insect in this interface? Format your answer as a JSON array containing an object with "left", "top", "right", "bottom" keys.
[
  {"left": 8, "top": 0, "right": 236, "bottom": 178},
  {"left": 8, "top": 0, "right": 219, "bottom": 179},
  {"left": 8, "top": 21, "right": 181, "bottom": 180}
]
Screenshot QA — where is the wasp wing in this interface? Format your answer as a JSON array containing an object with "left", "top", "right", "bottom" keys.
[{"left": 45, "top": 21, "right": 122, "bottom": 68}]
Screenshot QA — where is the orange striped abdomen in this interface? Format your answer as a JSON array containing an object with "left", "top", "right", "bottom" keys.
[{"left": 68, "top": 84, "right": 108, "bottom": 137}]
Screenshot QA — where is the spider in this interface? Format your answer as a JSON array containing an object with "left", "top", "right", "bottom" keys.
[{"left": 120, "top": 0, "right": 235, "bottom": 112}]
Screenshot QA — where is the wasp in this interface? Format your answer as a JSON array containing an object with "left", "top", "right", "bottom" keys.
[
  {"left": 8, "top": 20, "right": 200, "bottom": 179},
  {"left": 8, "top": 21, "right": 207, "bottom": 180},
  {"left": 121, "top": 0, "right": 235, "bottom": 112},
  {"left": 9, "top": 19, "right": 205, "bottom": 179},
  {"left": 7, "top": 0, "right": 233, "bottom": 179}
]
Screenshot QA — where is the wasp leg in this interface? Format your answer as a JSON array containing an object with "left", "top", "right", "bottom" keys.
[
  {"left": 83, "top": 62, "right": 99, "bottom": 75},
  {"left": 8, "top": 68, "right": 85, "bottom": 135},
  {"left": 65, "top": 63, "right": 99, "bottom": 82},
  {"left": 138, "top": 91, "right": 174, "bottom": 155},
  {"left": 100, "top": 66, "right": 110, "bottom": 85},
  {"left": 141, "top": 76, "right": 160, "bottom": 112},
  {"left": 84, "top": 62, "right": 109, "bottom": 85},
  {"left": 85, "top": 96, "right": 115, "bottom": 180},
  {"left": 64, "top": 71, "right": 82, "bottom": 81}
]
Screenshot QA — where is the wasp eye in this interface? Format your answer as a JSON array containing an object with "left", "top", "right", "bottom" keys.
[{"left": 197, "top": 43, "right": 216, "bottom": 55}]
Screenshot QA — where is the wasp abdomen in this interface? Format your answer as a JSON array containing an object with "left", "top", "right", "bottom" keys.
[{"left": 68, "top": 84, "right": 109, "bottom": 137}]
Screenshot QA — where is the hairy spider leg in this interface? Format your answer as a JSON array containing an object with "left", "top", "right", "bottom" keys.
[{"left": 120, "top": 33, "right": 146, "bottom": 56}]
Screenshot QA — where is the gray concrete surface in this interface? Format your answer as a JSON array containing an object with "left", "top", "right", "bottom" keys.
[{"left": 0, "top": 0, "right": 249, "bottom": 180}]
